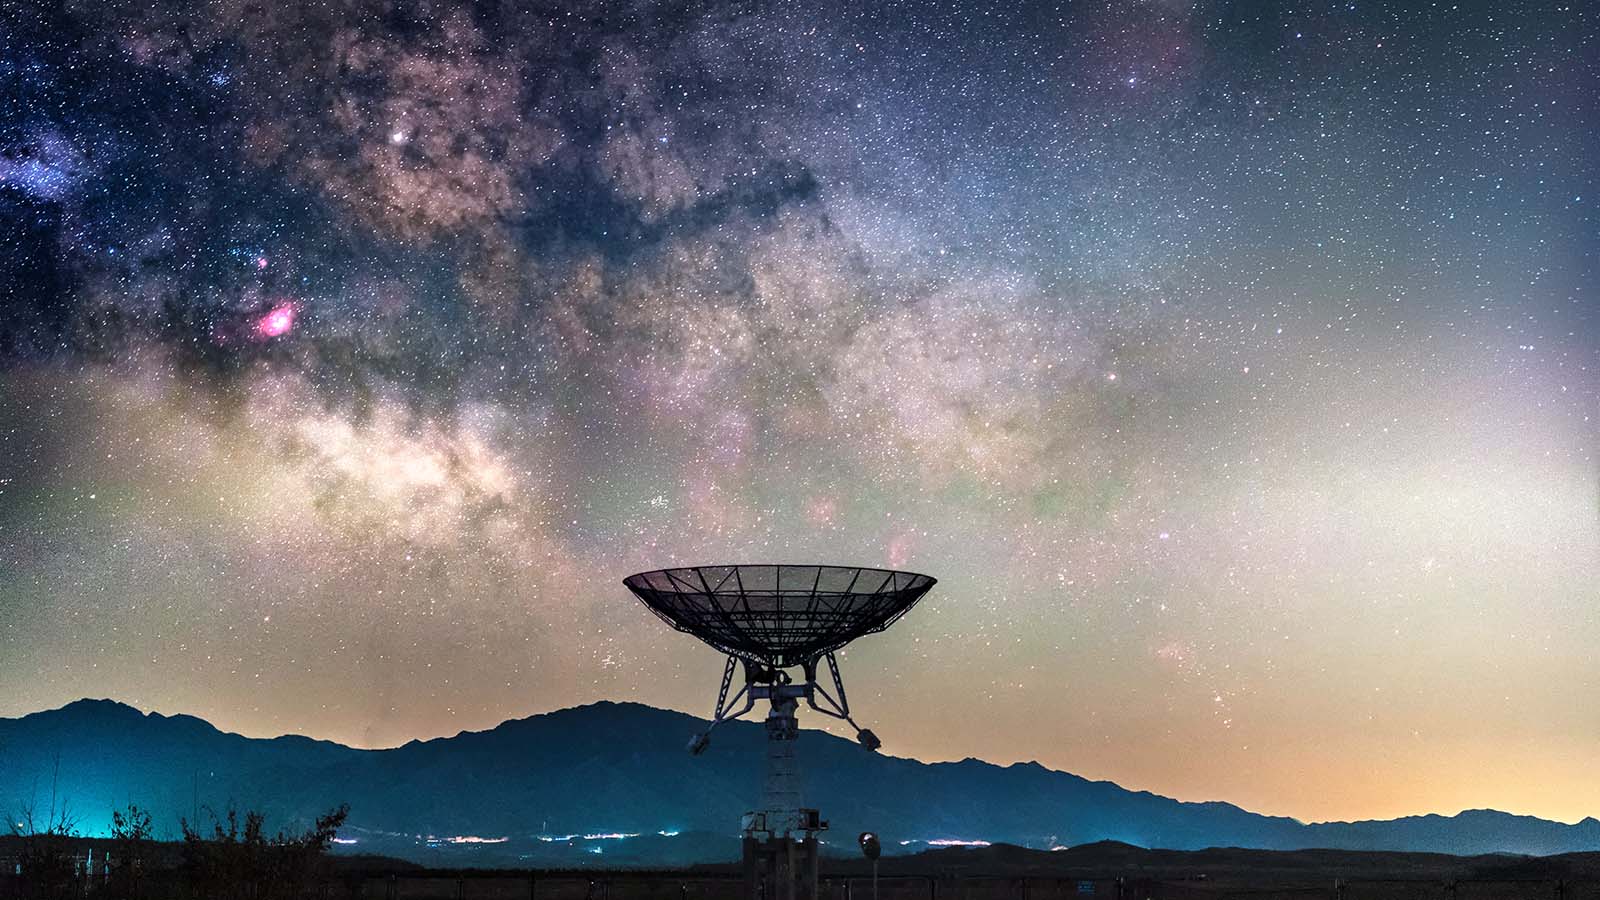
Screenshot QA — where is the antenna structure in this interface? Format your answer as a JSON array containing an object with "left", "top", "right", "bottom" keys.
[{"left": 625, "top": 564, "right": 936, "bottom": 900}]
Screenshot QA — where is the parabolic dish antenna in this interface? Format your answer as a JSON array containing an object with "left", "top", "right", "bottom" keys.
[
  {"left": 625, "top": 563, "right": 937, "bottom": 900},
  {"left": 625, "top": 564, "right": 935, "bottom": 669}
]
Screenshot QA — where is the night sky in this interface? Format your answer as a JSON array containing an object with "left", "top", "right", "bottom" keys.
[{"left": 1, "top": 0, "right": 1595, "bottom": 826}]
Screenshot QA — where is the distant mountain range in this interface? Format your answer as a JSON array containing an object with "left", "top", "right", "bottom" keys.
[{"left": 1, "top": 699, "right": 1596, "bottom": 866}]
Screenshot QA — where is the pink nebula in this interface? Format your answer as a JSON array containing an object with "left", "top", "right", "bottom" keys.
[
  {"left": 885, "top": 531, "right": 915, "bottom": 568},
  {"left": 803, "top": 496, "right": 838, "bottom": 526},
  {"left": 257, "top": 304, "right": 296, "bottom": 338}
]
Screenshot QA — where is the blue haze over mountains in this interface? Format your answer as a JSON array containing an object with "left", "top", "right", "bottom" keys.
[{"left": 2, "top": 699, "right": 1597, "bottom": 864}]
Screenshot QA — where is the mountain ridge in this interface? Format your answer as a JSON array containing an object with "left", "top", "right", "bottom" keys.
[{"left": 1, "top": 698, "right": 1595, "bottom": 863}]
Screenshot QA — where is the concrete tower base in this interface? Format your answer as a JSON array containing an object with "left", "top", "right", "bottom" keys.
[{"left": 742, "top": 835, "right": 821, "bottom": 900}]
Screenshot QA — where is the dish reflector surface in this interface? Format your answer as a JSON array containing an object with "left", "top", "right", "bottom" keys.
[{"left": 624, "top": 564, "right": 936, "bottom": 669}]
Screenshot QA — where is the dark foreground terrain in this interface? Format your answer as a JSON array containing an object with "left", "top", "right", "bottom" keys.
[{"left": 9, "top": 837, "right": 1600, "bottom": 900}]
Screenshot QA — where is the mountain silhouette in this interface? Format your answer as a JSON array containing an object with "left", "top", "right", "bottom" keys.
[{"left": 2, "top": 699, "right": 1596, "bottom": 864}]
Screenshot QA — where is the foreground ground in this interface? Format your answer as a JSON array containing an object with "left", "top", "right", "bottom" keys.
[{"left": 9, "top": 837, "right": 1600, "bottom": 899}]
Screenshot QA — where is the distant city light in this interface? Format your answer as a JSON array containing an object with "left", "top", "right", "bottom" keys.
[
  {"left": 537, "top": 831, "right": 645, "bottom": 842},
  {"left": 657, "top": 830, "right": 680, "bottom": 837},
  {"left": 444, "top": 835, "right": 509, "bottom": 844},
  {"left": 330, "top": 838, "right": 359, "bottom": 845}
]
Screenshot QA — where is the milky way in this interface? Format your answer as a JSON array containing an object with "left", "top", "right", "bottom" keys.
[{"left": 0, "top": 0, "right": 1595, "bottom": 825}]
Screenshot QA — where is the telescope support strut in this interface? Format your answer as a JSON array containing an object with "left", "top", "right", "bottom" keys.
[{"left": 686, "top": 654, "right": 755, "bottom": 755}]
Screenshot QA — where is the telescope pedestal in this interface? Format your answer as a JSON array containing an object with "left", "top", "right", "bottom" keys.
[{"left": 741, "top": 688, "right": 825, "bottom": 900}]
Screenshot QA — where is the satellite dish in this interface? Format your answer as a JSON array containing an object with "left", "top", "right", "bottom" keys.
[
  {"left": 627, "top": 565, "right": 935, "bottom": 669},
  {"left": 625, "top": 564, "right": 936, "bottom": 900}
]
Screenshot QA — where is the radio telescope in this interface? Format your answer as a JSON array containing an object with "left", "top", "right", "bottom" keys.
[{"left": 625, "top": 564, "right": 936, "bottom": 900}]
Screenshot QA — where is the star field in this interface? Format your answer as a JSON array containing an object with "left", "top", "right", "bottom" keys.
[{"left": 0, "top": 0, "right": 1595, "bottom": 825}]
